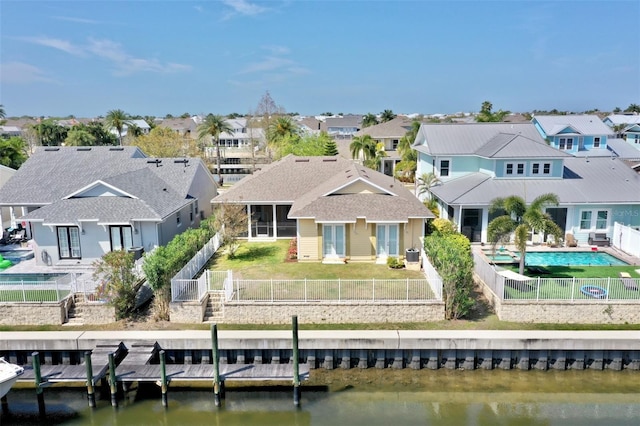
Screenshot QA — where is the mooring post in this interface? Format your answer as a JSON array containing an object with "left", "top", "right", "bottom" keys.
[
  {"left": 32, "top": 351, "right": 45, "bottom": 417},
  {"left": 160, "top": 350, "right": 168, "bottom": 407},
  {"left": 84, "top": 351, "right": 96, "bottom": 408},
  {"left": 292, "top": 315, "right": 301, "bottom": 406},
  {"left": 108, "top": 352, "right": 118, "bottom": 407},
  {"left": 211, "top": 323, "right": 222, "bottom": 407}
]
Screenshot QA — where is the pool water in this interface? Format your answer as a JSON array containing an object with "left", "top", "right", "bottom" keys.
[
  {"left": 0, "top": 273, "right": 70, "bottom": 283},
  {"left": 0, "top": 249, "right": 35, "bottom": 263},
  {"left": 518, "top": 251, "right": 628, "bottom": 266}
]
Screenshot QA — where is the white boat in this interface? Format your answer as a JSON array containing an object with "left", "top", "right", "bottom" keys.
[{"left": 0, "top": 357, "right": 24, "bottom": 398}]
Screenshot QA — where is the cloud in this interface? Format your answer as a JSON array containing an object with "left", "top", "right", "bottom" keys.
[
  {"left": 236, "top": 45, "right": 310, "bottom": 86},
  {"left": 0, "top": 62, "right": 56, "bottom": 84},
  {"left": 222, "top": 0, "right": 268, "bottom": 19},
  {"left": 18, "top": 36, "right": 192, "bottom": 76},
  {"left": 52, "top": 16, "right": 99, "bottom": 25}
]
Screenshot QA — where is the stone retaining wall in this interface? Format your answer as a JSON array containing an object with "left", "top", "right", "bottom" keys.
[
  {"left": 81, "top": 303, "right": 116, "bottom": 324},
  {"left": 219, "top": 301, "right": 444, "bottom": 324},
  {"left": 0, "top": 303, "right": 65, "bottom": 325},
  {"left": 170, "top": 297, "right": 207, "bottom": 323}
]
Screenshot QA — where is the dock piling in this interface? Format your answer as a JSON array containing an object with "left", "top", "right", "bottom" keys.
[
  {"left": 160, "top": 350, "right": 168, "bottom": 407},
  {"left": 211, "top": 324, "right": 223, "bottom": 407},
  {"left": 32, "top": 351, "right": 45, "bottom": 417},
  {"left": 84, "top": 351, "right": 96, "bottom": 408},
  {"left": 108, "top": 352, "right": 118, "bottom": 407},
  {"left": 292, "top": 315, "right": 301, "bottom": 407}
]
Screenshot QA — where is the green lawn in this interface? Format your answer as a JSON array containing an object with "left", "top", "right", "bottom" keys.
[
  {"left": 0, "top": 290, "right": 70, "bottom": 302},
  {"left": 504, "top": 264, "right": 640, "bottom": 279},
  {"left": 207, "top": 240, "right": 425, "bottom": 280}
]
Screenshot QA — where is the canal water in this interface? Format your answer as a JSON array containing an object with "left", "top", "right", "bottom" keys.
[{"left": 2, "top": 369, "right": 639, "bottom": 425}]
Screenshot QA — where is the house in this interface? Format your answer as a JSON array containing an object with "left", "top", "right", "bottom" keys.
[
  {"left": 0, "top": 146, "right": 217, "bottom": 266},
  {"left": 603, "top": 114, "right": 640, "bottom": 149},
  {"left": 352, "top": 116, "right": 415, "bottom": 176},
  {"left": 156, "top": 117, "right": 199, "bottom": 138},
  {"left": 212, "top": 155, "right": 434, "bottom": 263},
  {"left": 325, "top": 115, "right": 362, "bottom": 139},
  {"left": 413, "top": 122, "right": 640, "bottom": 245},
  {"left": 532, "top": 114, "right": 614, "bottom": 155}
]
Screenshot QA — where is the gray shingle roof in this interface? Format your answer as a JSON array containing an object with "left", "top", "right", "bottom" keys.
[
  {"left": 353, "top": 116, "right": 414, "bottom": 138},
  {"left": 430, "top": 157, "right": 640, "bottom": 205},
  {"left": 0, "top": 146, "right": 204, "bottom": 223}
]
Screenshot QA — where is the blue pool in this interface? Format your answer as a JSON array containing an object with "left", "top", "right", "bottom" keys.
[
  {"left": 0, "top": 249, "right": 35, "bottom": 263},
  {"left": 518, "top": 251, "right": 628, "bottom": 266},
  {"left": 0, "top": 273, "right": 70, "bottom": 283}
]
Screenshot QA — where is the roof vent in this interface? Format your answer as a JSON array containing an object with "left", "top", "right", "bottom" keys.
[
  {"left": 174, "top": 159, "right": 189, "bottom": 167},
  {"left": 109, "top": 147, "right": 124, "bottom": 151},
  {"left": 44, "top": 147, "right": 60, "bottom": 151},
  {"left": 323, "top": 158, "right": 337, "bottom": 162},
  {"left": 147, "top": 159, "right": 162, "bottom": 167},
  {"left": 295, "top": 159, "right": 309, "bottom": 162},
  {"left": 77, "top": 147, "right": 91, "bottom": 151}
]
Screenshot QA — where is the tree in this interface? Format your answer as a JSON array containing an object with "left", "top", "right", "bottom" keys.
[
  {"left": 64, "top": 128, "right": 96, "bottom": 146},
  {"left": 416, "top": 172, "right": 441, "bottom": 199},
  {"left": 279, "top": 132, "right": 328, "bottom": 157},
  {"left": 32, "top": 119, "right": 67, "bottom": 146},
  {"left": 349, "top": 134, "right": 376, "bottom": 162},
  {"left": 93, "top": 250, "right": 139, "bottom": 320},
  {"left": 0, "top": 137, "right": 28, "bottom": 169},
  {"left": 613, "top": 107, "right": 622, "bottom": 114},
  {"left": 0, "top": 104, "right": 5, "bottom": 119},
  {"left": 364, "top": 142, "right": 387, "bottom": 170},
  {"left": 487, "top": 193, "right": 562, "bottom": 275},
  {"left": 214, "top": 203, "right": 249, "bottom": 258},
  {"left": 198, "top": 114, "right": 233, "bottom": 185},
  {"left": 255, "top": 90, "right": 285, "bottom": 160},
  {"left": 133, "top": 126, "right": 199, "bottom": 157},
  {"left": 624, "top": 103, "right": 640, "bottom": 113},
  {"left": 394, "top": 120, "right": 421, "bottom": 182},
  {"left": 476, "top": 101, "right": 510, "bottom": 122},
  {"left": 323, "top": 138, "right": 339, "bottom": 156},
  {"left": 104, "top": 109, "right": 133, "bottom": 146},
  {"left": 362, "top": 113, "right": 378, "bottom": 128},
  {"left": 380, "top": 109, "right": 396, "bottom": 122},
  {"left": 267, "top": 116, "right": 300, "bottom": 158}
]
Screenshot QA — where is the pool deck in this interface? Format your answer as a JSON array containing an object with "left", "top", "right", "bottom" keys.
[{"left": 0, "top": 242, "right": 95, "bottom": 276}]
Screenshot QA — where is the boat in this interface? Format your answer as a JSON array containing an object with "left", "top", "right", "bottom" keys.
[{"left": 0, "top": 357, "right": 24, "bottom": 398}]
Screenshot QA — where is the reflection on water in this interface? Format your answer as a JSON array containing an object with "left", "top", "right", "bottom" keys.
[{"left": 2, "top": 369, "right": 639, "bottom": 425}]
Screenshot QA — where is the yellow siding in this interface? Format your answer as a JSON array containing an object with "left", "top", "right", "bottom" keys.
[
  {"left": 333, "top": 180, "right": 385, "bottom": 195},
  {"left": 349, "top": 219, "right": 375, "bottom": 261},
  {"left": 403, "top": 219, "right": 424, "bottom": 252},
  {"left": 298, "top": 219, "right": 320, "bottom": 261}
]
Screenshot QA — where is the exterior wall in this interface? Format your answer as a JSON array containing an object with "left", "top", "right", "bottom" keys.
[
  {"left": 495, "top": 299, "right": 640, "bottom": 324},
  {"left": 404, "top": 219, "right": 425, "bottom": 251},
  {"left": 349, "top": 218, "right": 374, "bottom": 261},
  {"left": 219, "top": 301, "right": 445, "bottom": 324},
  {"left": 0, "top": 303, "right": 65, "bottom": 325},
  {"left": 565, "top": 204, "right": 640, "bottom": 245},
  {"left": 334, "top": 180, "right": 380, "bottom": 195},
  {"left": 187, "top": 161, "right": 218, "bottom": 225},
  {"left": 297, "top": 219, "right": 320, "bottom": 261},
  {"left": 157, "top": 203, "right": 193, "bottom": 246},
  {"left": 80, "top": 303, "right": 116, "bottom": 324},
  {"left": 494, "top": 159, "right": 563, "bottom": 178},
  {"left": 170, "top": 298, "right": 207, "bottom": 323}
]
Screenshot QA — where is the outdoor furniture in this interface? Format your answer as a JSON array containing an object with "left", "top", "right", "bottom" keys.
[
  {"left": 8, "top": 230, "right": 25, "bottom": 244},
  {"left": 565, "top": 233, "right": 578, "bottom": 247},
  {"left": 526, "top": 265, "right": 551, "bottom": 275},
  {"left": 587, "top": 232, "right": 610, "bottom": 246},
  {"left": 619, "top": 272, "right": 638, "bottom": 291}
]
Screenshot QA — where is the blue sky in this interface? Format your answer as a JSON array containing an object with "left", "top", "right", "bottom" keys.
[{"left": 1, "top": 0, "right": 638, "bottom": 118}]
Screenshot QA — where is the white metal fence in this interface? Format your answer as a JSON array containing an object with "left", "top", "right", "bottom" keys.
[
  {"left": 0, "top": 273, "right": 74, "bottom": 303},
  {"left": 421, "top": 245, "right": 443, "bottom": 300},
  {"left": 473, "top": 252, "right": 640, "bottom": 302},
  {"left": 170, "top": 231, "right": 223, "bottom": 302},
  {"left": 613, "top": 222, "right": 640, "bottom": 258}
]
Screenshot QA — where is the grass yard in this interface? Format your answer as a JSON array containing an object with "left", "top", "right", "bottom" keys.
[
  {"left": 504, "top": 264, "right": 640, "bottom": 279},
  {"left": 0, "top": 289, "right": 70, "bottom": 302},
  {"left": 207, "top": 240, "right": 425, "bottom": 280}
]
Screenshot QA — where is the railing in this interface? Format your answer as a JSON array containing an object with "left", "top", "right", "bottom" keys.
[
  {"left": 420, "top": 245, "right": 443, "bottom": 300},
  {"left": 72, "top": 274, "right": 106, "bottom": 303},
  {"left": 0, "top": 274, "right": 73, "bottom": 303},
  {"left": 474, "top": 252, "right": 640, "bottom": 302},
  {"left": 170, "top": 231, "right": 223, "bottom": 302},
  {"left": 614, "top": 222, "right": 640, "bottom": 258},
  {"left": 228, "top": 277, "right": 435, "bottom": 302}
]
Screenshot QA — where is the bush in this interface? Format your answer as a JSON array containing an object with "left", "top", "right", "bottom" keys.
[
  {"left": 431, "top": 218, "right": 456, "bottom": 235},
  {"left": 287, "top": 238, "right": 298, "bottom": 260},
  {"left": 93, "top": 250, "right": 139, "bottom": 320},
  {"left": 386, "top": 257, "right": 404, "bottom": 269}
]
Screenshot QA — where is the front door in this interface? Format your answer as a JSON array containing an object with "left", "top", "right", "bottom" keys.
[
  {"left": 323, "top": 225, "right": 345, "bottom": 258},
  {"left": 377, "top": 224, "right": 399, "bottom": 258},
  {"left": 461, "top": 208, "right": 482, "bottom": 242},
  {"left": 57, "top": 226, "right": 81, "bottom": 259}
]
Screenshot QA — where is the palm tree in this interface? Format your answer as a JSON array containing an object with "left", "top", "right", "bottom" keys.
[
  {"left": 416, "top": 172, "right": 441, "bottom": 199},
  {"left": 380, "top": 109, "right": 396, "bottom": 122},
  {"left": 349, "top": 134, "right": 376, "bottom": 163},
  {"left": 362, "top": 113, "right": 378, "bottom": 128},
  {"left": 363, "top": 142, "right": 387, "bottom": 170},
  {"left": 394, "top": 121, "right": 421, "bottom": 182},
  {"left": 104, "top": 109, "right": 133, "bottom": 146},
  {"left": 487, "top": 193, "right": 562, "bottom": 275},
  {"left": 0, "top": 104, "right": 5, "bottom": 120},
  {"left": 198, "top": 114, "right": 233, "bottom": 185}
]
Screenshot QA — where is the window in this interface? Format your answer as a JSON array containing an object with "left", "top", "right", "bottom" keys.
[
  {"left": 596, "top": 210, "right": 608, "bottom": 230},
  {"left": 177, "top": 211, "right": 182, "bottom": 226},
  {"left": 566, "top": 138, "right": 573, "bottom": 149},
  {"left": 110, "top": 226, "right": 133, "bottom": 251},
  {"left": 323, "top": 224, "right": 345, "bottom": 258},
  {"left": 532, "top": 163, "right": 540, "bottom": 175},
  {"left": 559, "top": 138, "right": 573, "bottom": 150},
  {"left": 505, "top": 162, "right": 525, "bottom": 176},
  {"left": 517, "top": 163, "right": 524, "bottom": 175},
  {"left": 439, "top": 159, "right": 450, "bottom": 177},
  {"left": 593, "top": 137, "right": 601, "bottom": 148},
  {"left": 580, "top": 211, "right": 592, "bottom": 230},
  {"left": 543, "top": 163, "right": 551, "bottom": 174},
  {"left": 57, "top": 226, "right": 81, "bottom": 259},
  {"left": 392, "top": 139, "right": 399, "bottom": 150},
  {"left": 195, "top": 200, "right": 199, "bottom": 214},
  {"left": 506, "top": 164, "right": 513, "bottom": 175}
]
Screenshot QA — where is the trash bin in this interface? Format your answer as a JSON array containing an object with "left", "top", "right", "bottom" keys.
[
  {"left": 405, "top": 248, "right": 419, "bottom": 263},
  {"left": 128, "top": 246, "right": 144, "bottom": 261}
]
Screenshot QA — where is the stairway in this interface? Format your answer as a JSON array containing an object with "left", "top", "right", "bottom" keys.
[
  {"left": 203, "top": 292, "right": 225, "bottom": 323},
  {"left": 64, "top": 294, "right": 85, "bottom": 326}
]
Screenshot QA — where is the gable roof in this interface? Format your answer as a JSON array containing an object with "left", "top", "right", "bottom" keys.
[
  {"left": 0, "top": 146, "right": 210, "bottom": 223},
  {"left": 430, "top": 157, "right": 640, "bottom": 205},
  {"left": 413, "top": 123, "right": 565, "bottom": 158},
  {"left": 353, "top": 116, "right": 414, "bottom": 139},
  {"left": 213, "top": 155, "right": 433, "bottom": 222},
  {"left": 534, "top": 115, "right": 613, "bottom": 136},
  {"left": 605, "top": 114, "right": 640, "bottom": 125}
]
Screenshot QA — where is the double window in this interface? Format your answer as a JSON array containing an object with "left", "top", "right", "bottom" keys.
[
  {"left": 505, "top": 162, "right": 525, "bottom": 176},
  {"left": 531, "top": 162, "right": 552, "bottom": 176},
  {"left": 110, "top": 226, "right": 133, "bottom": 251},
  {"left": 580, "top": 210, "right": 609, "bottom": 230},
  {"left": 57, "top": 226, "right": 81, "bottom": 259},
  {"left": 558, "top": 138, "right": 573, "bottom": 150}
]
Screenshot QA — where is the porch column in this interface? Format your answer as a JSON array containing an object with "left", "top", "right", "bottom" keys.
[
  {"left": 9, "top": 206, "right": 17, "bottom": 228},
  {"left": 457, "top": 206, "right": 463, "bottom": 233},
  {"left": 273, "top": 204, "right": 277, "bottom": 239},
  {"left": 481, "top": 207, "right": 489, "bottom": 243},
  {"left": 247, "top": 203, "right": 252, "bottom": 239}
]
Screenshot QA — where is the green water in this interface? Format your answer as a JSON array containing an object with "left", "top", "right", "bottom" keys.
[{"left": 3, "top": 369, "right": 640, "bottom": 425}]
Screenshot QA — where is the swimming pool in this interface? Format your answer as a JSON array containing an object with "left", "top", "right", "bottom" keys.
[
  {"left": 0, "top": 249, "right": 35, "bottom": 263},
  {"left": 517, "top": 251, "right": 628, "bottom": 266}
]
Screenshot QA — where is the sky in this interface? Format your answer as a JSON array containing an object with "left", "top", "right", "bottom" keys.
[{"left": 1, "top": 0, "right": 639, "bottom": 118}]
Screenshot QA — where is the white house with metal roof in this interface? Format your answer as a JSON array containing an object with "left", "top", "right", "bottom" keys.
[
  {"left": 0, "top": 146, "right": 218, "bottom": 267},
  {"left": 413, "top": 122, "right": 640, "bottom": 245},
  {"left": 213, "top": 155, "right": 433, "bottom": 263},
  {"left": 604, "top": 114, "right": 640, "bottom": 149}
]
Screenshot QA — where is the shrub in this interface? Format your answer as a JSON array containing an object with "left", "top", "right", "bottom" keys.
[
  {"left": 431, "top": 218, "right": 456, "bottom": 235},
  {"left": 93, "top": 250, "right": 139, "bottom": 320},
  {"left": 386, "top": 257, "right": 404, "bottom": 269},
  {"left": 287, "top": 238, "right": 298, "bottom": 260}
]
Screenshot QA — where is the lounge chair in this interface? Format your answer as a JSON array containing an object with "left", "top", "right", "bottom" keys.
[
  {"left": 8, "top": 230, "right": 26, "bottom": 244},
  {"left": 619, "top": 272, "right": 638, "bottom": 291},
  {"left": 565, "top": 233, "right": 578, "bottom": 247},
  {"left": 588, "top": 232, "right": 610, "bottom": 246},
  {"left": 526, "top": 265, "right": 551, "bottom": 275}
]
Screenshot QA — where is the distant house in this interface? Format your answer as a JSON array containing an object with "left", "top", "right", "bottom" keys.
[
  {"left": 157, "top": 117, "right": 198, "bottom": 138},
  {"left": 604, "top": 114, "right": 640, "bottom": 149},
  {"left": 0, "top": 147, "right": 218, "bottom": 266},
  {"left": 413, "top": 122, "right": 640, "bottom": 245},
  {"left": 353, "top": 116, "right": 415, "bottom": 176},
  {"left": 532, "top": 114, "right": 614, "bottom": 155},
  {"left": 325, "top": 115, "right": 362, "bottom": 139},
  {"left": 0, "top": 126, "right": 22, "bottom": 138},
  {"left": 212, "top": 155, "right": 433, "bottom": 262}
]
